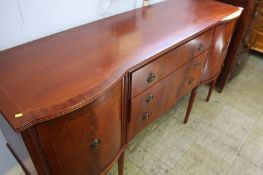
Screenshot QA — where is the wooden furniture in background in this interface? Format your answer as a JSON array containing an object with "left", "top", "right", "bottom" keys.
[
  {"left": 249, "top": 0, "right": 263, "bottom": 52},
  {"left": 215, "top": 0, "right": 257, "bottom": 92},
  {"left": 0, "top": 0, "right": 241, "bottom": 174}
]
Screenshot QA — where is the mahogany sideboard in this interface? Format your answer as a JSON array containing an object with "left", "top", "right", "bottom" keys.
[{"left": 0, "top": 1, "right": 241, "bottom": 175}]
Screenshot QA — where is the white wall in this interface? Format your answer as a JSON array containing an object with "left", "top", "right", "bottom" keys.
[
  {"left": 0, "top": 0, "right": 164, "bottom": 174},
  {"left": 0, "top": 0, "right": 164, "bottom": 51},
  {"left": 0, "top": 130, "right": 23, "bottom": 175}
]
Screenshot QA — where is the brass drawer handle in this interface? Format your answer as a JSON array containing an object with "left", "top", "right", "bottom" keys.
[
  {"left": 90, "top": 138, "right": 101, "bottom": 149},
  {"left": 147, "top": 72, "right": 156, "bottom": 83},
  {"left": 188, "top": 77, "right": 194, "bottom": 85},
  {"left": 197, "top": 43, "right": 204, "bottom": 52},
  {"left": 146, "top": 94, "right": 154, "bottom": 103},
  {"left": 142, "top": 112, "right": 150, "bottom": 120},
  {"left": 193, "top": 60, "right": 201, "bottom": 68}
]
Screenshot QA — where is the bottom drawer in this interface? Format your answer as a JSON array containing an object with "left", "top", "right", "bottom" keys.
[
  {"left": 128, "top": 51, "right": 208, "bottom": 141},
  {"left": 36, "top": 83, "right": 122, "bottom": 175}
]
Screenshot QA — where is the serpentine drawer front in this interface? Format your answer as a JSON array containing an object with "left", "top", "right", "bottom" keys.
[
  {"left": 128, "top": 51, "right": 208, "bottom": 140},
  {"left": 0, "top": 0, "right": 242, "bottom": 174}
]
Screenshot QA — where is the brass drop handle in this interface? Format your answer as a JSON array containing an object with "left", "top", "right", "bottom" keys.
[
  {"left": 90, "top": 138, "right": 101, "bottom": 149},
  {"left": 197, "top": 43, "right": 204, "bottom": 52},
  {"left": 193, "top": 60, "right": 201, "bottom": 68},
  {"left": 146, "top": 94, "right": 154, "bottom": 103},
  {"left": 142, "top": 112, "right": 150, "bottom": 120},
  {"left": 188, "top": 77, "right": 194, "bottom": 85},
  {"left": 147, "top": 72, "right": 156, "bottom": 83}
]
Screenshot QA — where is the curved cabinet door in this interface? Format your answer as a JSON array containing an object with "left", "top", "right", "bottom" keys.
[
  {"left": 201, "top": 20, "right": 236, "bottom": 83},
  {"left": 36, "top": 83, "right": 122, "bottom": 175}
]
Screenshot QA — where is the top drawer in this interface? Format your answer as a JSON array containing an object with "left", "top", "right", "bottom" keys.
[{"left": 131, "top": 29, "right": 213, "bottom": 98}]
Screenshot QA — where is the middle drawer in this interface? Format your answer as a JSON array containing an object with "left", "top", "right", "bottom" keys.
[
  {"left": 131, "top": 29, "right": 213, "bottom": 98},
  {"left": 128, "top": 50, "right": 208, "bottom": 141}
]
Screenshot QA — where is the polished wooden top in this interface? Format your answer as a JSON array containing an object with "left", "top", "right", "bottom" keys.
[{"left": 0, "top": 0, "right": 241, "bottom": 132}]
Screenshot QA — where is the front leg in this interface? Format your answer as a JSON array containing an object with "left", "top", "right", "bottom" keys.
[{"left": 184, "top": 87, "right": 198, "bottom": 124}]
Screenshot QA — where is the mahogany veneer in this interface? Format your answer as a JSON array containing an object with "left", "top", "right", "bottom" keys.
[{"left": 0, "top": 0, "right": 242, "bottom": 174}]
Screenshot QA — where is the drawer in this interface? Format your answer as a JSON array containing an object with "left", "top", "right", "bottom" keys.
[
  {"left": 128, "top": 51, "right": 208, "bottom": 141},
  {"left": 131, "top": 29, "right": 213, "bottom": 98},
  {"left": 36, "top": 83, "right": 122, "bottom": 175}
]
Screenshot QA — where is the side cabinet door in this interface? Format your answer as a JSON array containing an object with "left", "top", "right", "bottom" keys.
[
  {"left": 36, "top": 83, "right": 122, "bottom": 175},
  {"left": 201, "top": 21, "right": 236, "bottom": 83}
]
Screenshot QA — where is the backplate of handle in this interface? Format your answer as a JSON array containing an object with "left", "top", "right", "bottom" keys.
[
  {"left": 146, "top": 94, "right": 154, "bottom": 103},
  {"left": 147, "top": 72, "right": 156, "bottom": 83},
  {"left": 143, "top": 112, "right": 150, "bottom": 120},
  {"left": 90, "top": 138, "right": 101, "bottom": 149},
  {"left": 197, "top": 43, "right": 204, "bottom": 51},
  {"left": 193, "top": 60, "right": 201, "bottom": 68},
  {"left": 188, "top": 77, "right": 194, "bottom": 85}
]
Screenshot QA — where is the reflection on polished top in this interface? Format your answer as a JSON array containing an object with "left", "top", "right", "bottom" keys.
[{"left": 0, "top": 0, "right": 242, "bottom": 132}]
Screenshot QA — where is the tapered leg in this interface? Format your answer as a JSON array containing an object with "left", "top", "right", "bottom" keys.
[
  {"left": 184, "top": 87, "right": 198, "bottom": 124},
  {"left": 206, "top": 79, "right": 217, "bottom": 102},
  {"left": 118, "top": 152, "right": 124, "bottom": 175}
]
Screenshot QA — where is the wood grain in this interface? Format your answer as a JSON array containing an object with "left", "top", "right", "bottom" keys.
[
  {"left": 128, "top": 51, "right": 208, "bottom": 140},
  {"left": 0, "top": 0, "right": 242, "bottom": 132},
  {"left": 35, "top": 82, "right": 122, "bottom": 175},
  {"left": 131, "top": 29, "right": 213, "bottom": 98}
]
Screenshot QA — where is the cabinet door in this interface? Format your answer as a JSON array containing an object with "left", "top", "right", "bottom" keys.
[
  {"left": 201, "top": 21, "right": 236, "bottom": 83},
  {"left": 36, "top": 83, "right": 122, "bottom": 175}
]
